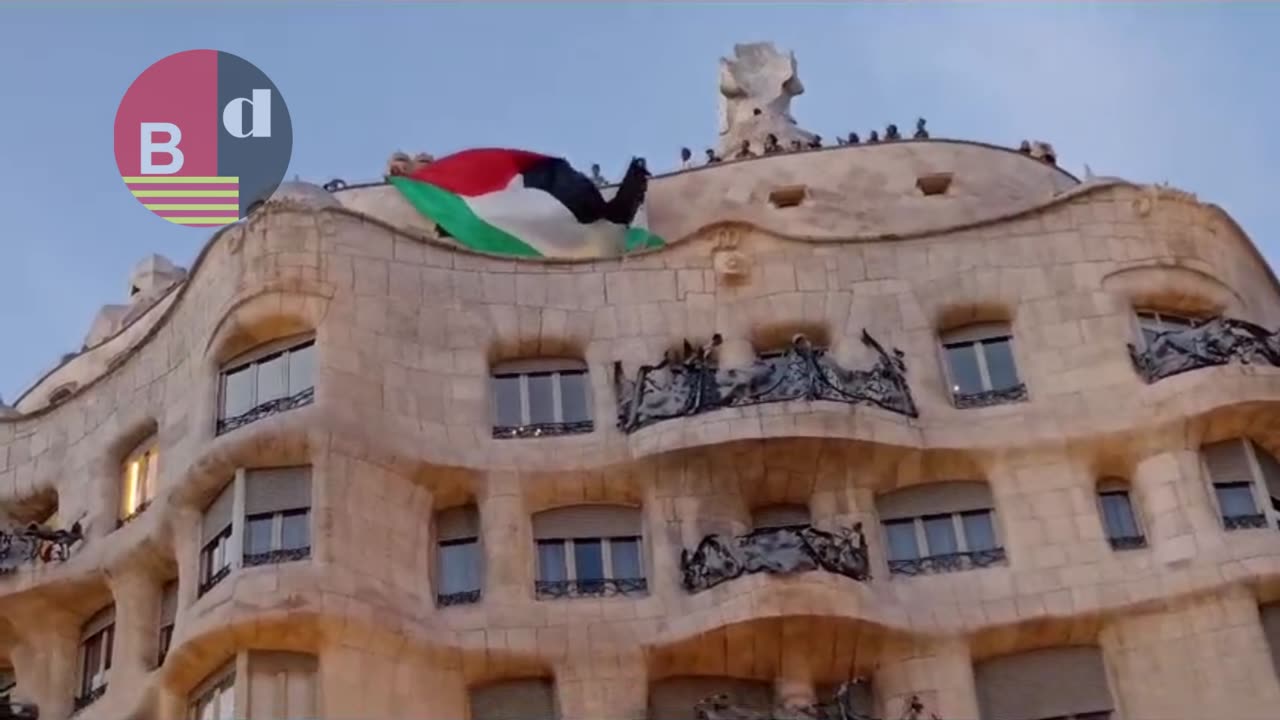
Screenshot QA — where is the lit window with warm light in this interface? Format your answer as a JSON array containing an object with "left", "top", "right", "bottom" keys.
[{"left": 120, "top": 437, "right": 159, "bottom": 523}]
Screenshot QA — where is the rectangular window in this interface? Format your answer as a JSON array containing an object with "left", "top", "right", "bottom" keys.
[
  {"left": 157, "top": 580, "right": 177, "bottom": 667},
  {"left": 883, "top": 509, "right": 1003, "bottom": 575},
  {"left": 217, "top": 337, "right": 316, "bottom": 432},
  {"left": 436, "top": 505, "right": 482, "bottom": 606},
  {"left": 490, "top": 361, "right": 593, "bottom": 438},
  {"left": 121, "top": 440, "right": 159, "bottom": 522},
  {"left": 1215, "top": 481, "right": 1259, "bottom": 518},
  {"left": 1136, "top": 310, "right": 1198, "bottom": 348},
  {"left": 438, "top": 540, "right": 482, "bottom": 597},
  {"left": 942, "top": 343, "right": 984, "bottom": 396},
  {"left": 1203, "top": 438, "right": 1276, "bottom": 530},
  {"left": 940, "top": 324, "right": 1024, "bottom": 406},
  {"left": 77, "top": 607, "right": 114, "bottom": 707},
  {"left": 200, "top": 481, "right": 234, "bottom": 595},
  {"left": 1098, "top": 491, "right": 1144, "bottom": 549},
  {"left": 922, "top": 514, "right": 959, "bottom": 555},
  {"left": 535, "top": 535, "right": 645, "bottom": 598},
  {"left": 884, "top": 519, "right": 920, "bottom": 561},
  {"left": 243, "top": 467, "right": 312, "bottom": 566},
  {"left": 189, "top": 668, "right": 235, "bottom": 720}
]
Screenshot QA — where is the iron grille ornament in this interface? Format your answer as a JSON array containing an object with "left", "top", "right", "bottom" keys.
[
  {"left": 680, "top": 523, "right": 870, "bottom": 593},
  {"left": 952, "top": 382, "right": 1028, "bottom": 409},
  {"left": 216, "top": 386, "right": 314, "bottom": 435},
  {"left": 0, "top": 522, "right": 84, "bottom": 575},
  {"left": 614, "top": 331, "right": 917, "bottom": 433},
  {"left": 492, "top": 419, "right": 594, "bottom": 440},
  {"left": 71, "top": 685, "right": 106, "bottom": 714},
  {"left": 1223, "top": 513, "right": 1269, "bottom": 531},
  {"left": 886, "top": 548, "right": 1007, "bottom": 577},
  {"left": 1129, "top": 316, "right": 1280, "bottom": 384},
  {"left": 242, "top": 546, "right": 311, "bottom": 567},
  {"left": 436, "top": 589, "right": 482, "bottom": 607},
  {"left": 534, "top": 577, "right": 648, "bottom": 600}
]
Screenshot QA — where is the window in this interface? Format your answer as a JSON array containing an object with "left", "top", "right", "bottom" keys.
[
  {"left": 877, "top": 482, "right": 1005, "bottom": 576},
  {"left": 188, "top": 663, "right": 235, "bottom": 720},
  {"left": 470, "top": 678, "right": 557, "bottom": 720},
  {"left": 157, "top": 580, "right": 177, "bottom": 667},
  {"left": 940, "top": 323, "right": 1025, "bottom": 408},
  {"left": 48, "top": 383, "right": 76, "bottom": 407},
  {"left": 1202, "top": 438, "right": 1280, "bottom": 530},
  {"left": 491, "top": 358, "right": 592, "bottom": 438},
  {"left": 975, "top": 646, "right": 1114, "bottom": 720},
  {"left": 436, "top": 505, "right": 482, "bottom": 606},
  {"left": 75, "top": 605, "right": 114, "bottom": 711},
  {"left": 751, "top": 503, "right": 810, "bottom": 531},
  {"left": 217, "top": 336, "right": 315, "bottom": 434},
  {"left": 1135, "top": 309, "right": 1200, "bottom": 348},
  {"left": 531, "top": 505, "right": 646, "bottom": 599},
  {"left": 1096, "top": 479, "right": 1145, "bottom": 550},
  {"left": 199, "top": 481, "right": 234, "bottom": 596},
  {"left": 0, "top": 666, "right": 14, "bottom": 700},
  {"left": 120, "top": 436, "right": 159, "bottom": 523},
  {"left": 243, "top": 467, "right": 312, "bottom": 566},
  {"left": 246, "top": 651, "right": 317, "bottom": 719},
  {"left": 1262, "top": 602, "right": 1280, "bottom": 681}
]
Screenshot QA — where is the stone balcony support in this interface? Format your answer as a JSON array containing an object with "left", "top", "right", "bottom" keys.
[
  {"left": 479, "top": 471, "right": 533, "bottom": 601},
  {"left": 1132, "top": 449, "right": 1223, "bottom": 565},
  {"left": 106, "top": 564, "right": 161, "bottom": 679}
]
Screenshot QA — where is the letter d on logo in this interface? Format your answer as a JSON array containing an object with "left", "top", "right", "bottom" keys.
[
  {"left": 140, "top": 122, "right": 184, "bottom": 174},
  {"left": 222, "top": 89, "right": 272, "bottom": 138}
]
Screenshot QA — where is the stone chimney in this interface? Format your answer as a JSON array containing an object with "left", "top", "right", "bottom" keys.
[{"left": 82, "top": 254, "right": 187, "bottom": 349}]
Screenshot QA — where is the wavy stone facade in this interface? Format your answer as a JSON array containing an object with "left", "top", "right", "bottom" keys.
[{"left": 4, "top": 135, "right": 1280, "bottom": 720}]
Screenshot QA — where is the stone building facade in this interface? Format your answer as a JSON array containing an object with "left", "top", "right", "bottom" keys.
[{"left": 5, "top": 48, "right": 1280, "bottom": 720}]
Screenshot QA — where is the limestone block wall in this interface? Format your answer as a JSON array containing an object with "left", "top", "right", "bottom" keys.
[{"left": 0, "top": 143, "right": 1279, "bottom": 719}]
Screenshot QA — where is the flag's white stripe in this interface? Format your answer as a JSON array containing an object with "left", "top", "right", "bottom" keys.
[{"left": 463, "top": 176, "right": 628, "bottom": 258}]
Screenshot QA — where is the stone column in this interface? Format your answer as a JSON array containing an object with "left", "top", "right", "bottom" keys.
[
  {"left": 106, "top": 565, "right": 161, "bottom": 683},
  {"left": 776, "top": 623, "right": 816, "bottom": 710},
  {"left": 479, "top": 471, "right": 532, "bottom": 602},
  {"left": 13, "top": 613, "right": 80, "bottom": 720},
  {"left": 1132, "top": 449, "right": 1222, "bottom": 565},
  {"left": 643, "top": 481, "right": 681, "bottom": 599},
  {"left": 874, "top": 636, "right": 979, "bottom": 720},
  {"left": 556, "top": 651, "right": 648, "bottom": 720}
]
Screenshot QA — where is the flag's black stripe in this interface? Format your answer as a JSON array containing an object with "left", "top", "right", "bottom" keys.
[{"left": 520, "top": 157, "right": 648, "bottom": 226}]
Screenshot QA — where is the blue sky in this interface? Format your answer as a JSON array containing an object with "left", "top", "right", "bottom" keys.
[{"left": 0, "top": 1, "right": 1276, "bottom": 401}]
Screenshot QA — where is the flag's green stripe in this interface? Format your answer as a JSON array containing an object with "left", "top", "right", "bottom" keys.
[
  {"left": 389, "top": 176, "right": 542, "bottom": 258},
  {"left": 624, "top": 226, "right": 666, "bottom": 252}
]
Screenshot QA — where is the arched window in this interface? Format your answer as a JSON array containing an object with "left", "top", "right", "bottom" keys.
[
  {"left": 1096, "top": 478, "right": 1144, "bottom": 550},
  {"left": 975, "top": 646, "right": 1114, "bottom": 720},
  {"left": 217, "top": 334, "right": 315, "bottom": 434},
  {"left": 491, "top": 358, "right": 592, "bottom": 439},
  {"left": 876, "top": 481, "right": 1004, "bottom": 576},
  {"left": 1133, "top": 308, "right": 1202, "bottom": 348},
  {"left": 939, "top": 322, "right": 1025, "bottom": 408},
  {"left": 531, "top": 505, "right": 645, "bottom": 599},
  {"left": 470, "top": 678, "right": 557, "bottom": 720}
]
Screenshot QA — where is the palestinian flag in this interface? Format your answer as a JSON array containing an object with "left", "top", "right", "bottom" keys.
[{"left": 388, "top": 148, "right": 665, "bottom": 258}]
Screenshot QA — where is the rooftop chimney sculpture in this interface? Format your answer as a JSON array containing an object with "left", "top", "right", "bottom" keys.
[{"left": 717, "top": 42, "right": 817, "bottom": 159}]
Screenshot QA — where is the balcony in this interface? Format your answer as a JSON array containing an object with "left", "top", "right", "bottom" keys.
[
  {"left": 1129, "top": 316, "right": 1280, "bottom": 384},
  {"left": 242, "top": 545, "right": 311, "bottom": 567},
  {"left": 690, "top": 681, "right": 929, "bottom": 720},
  {"left": 0, "top": 522, "right": 84, "bottom": 576},
  {"left": 952, "top": 382, "right": 1028, "bottom": 409},
  {"left": 614, "top": 330, "right": 917, "bottom": 434},
  {"left": 70, "top": 685, "right": 105, "bottom": 715},
  {"left": 533, "top": 577, "right": 648, "bottom": 600},
  {"left": 887, "top": 547, "right": 1007, "bottom": 577},
  {"left": 215, "top": 386, "right": 314, "bottom": 435},
  {"left": 1223, "top": 513, "right": 1270, "bottom": 531},
  {"left": 436, "top": 588, "right": 482, "bottom": 607},
  {"left": 680, "top": 523, "right": 871, "bottom": 593}
]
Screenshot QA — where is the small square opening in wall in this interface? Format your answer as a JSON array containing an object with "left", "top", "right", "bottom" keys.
[
  {"left": 916, "top": 172, "right": 953, "bottom": 196},
  {"left": 768, "top": 184, "right": 807, "bottom": 208}
]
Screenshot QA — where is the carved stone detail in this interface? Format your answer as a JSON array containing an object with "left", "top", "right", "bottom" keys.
[
  {"left": 614, "top": 331, "right": 917, "bottom": 434},
  {"left": 717, "top": 42, "right": 816, "bottom": 158},
  {"left": 680, "top": 523, "right": 870, "bottom": 593},
  {"left": 1129, "top": 316, "right": 1280, "bottom": 384}
]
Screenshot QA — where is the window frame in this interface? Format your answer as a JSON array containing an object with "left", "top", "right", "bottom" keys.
[
  {"left": 1203, "top": 438, "right": 1280, "bottom": 531},
  {"left": 76, "top": 606, "right": 114, "bottom": 708},
  {"left": 490, "top": 358, "right": 593, "bottom": 438},
  {"left": 534, "top": 534, "right": 646, "bottom": 598},
  {"left": 243, "top": 507, "right": 312, "bottom": 566},
  {"left": 435, "top": 504, "right": 483, "bottom": 606},
  {"left": 199, "top": 525, "right": 233, "bottom": 594},
  {"left": 938, "top": 322, "right": 1023, "bottom": 404},
  {"left": 187, "top": 662, "right": 235, "bottom": 720},
  {"left": 883, "top": 509, "right": 1001, "bottom": 561},
  {"left": 1095, "top": 481, "right": 1146, "bottom": 550},
  {"left": 1133, "top": 308, "right": 1201, "bottom": 349},
  {"left": 216, "top": 334, "right": 316, "bottom": 430},
  {"left": 119, "top": 435, "right": 159, "bottom": 523}
]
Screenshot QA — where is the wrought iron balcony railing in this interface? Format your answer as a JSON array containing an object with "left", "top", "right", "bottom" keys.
[
  {"left": 887, "top": 547, "right": 1007, "bottom": 577},
  {"left": 243, "top": 546, "right": 311, "bottom": 567},
  {"left": 680, "top": 523, "right": 871, "bottom": 593},
  {"left": 1129, "top": 316, "right": 1280, "bottom": 384},
  {"left": 694, "top": 682, "right": 935, "bottom": 720},
  {"left": 1223, "top": 513, "right": 1269, "bottom": 531},
  {"left": 116, "top": 500, "right": 151, "bottom": 529},
  {"left": 70, "top": 685, "right": 105, "bottom": 715},
  {"left": 492, "top": 420, "right": 593, "bottom": 440},
  {"left": 0, "top": 700, "right": 38, "bottom": 720},
  {"left": 436, "top": 588, "right": 482, "bottom": 607},
  {"left": 1107, "top": 534, "right": 1148, "bottom": 551},
  {"left": 216, "top": 386, "right": 315, "bottom": 435},
  {"left": 952, "top": 382, "right": 1028, "bottom": 409},
  {"left": 0, "top": 522, "right": 84, "bottom": 576},
  {"left": 534, "top": 577, "right": 648, "bottom": 600},
  {"left": 614, "top": 330, "right": 917, "bottom": 434},
  {"left": 197, "top": 565, "right": 231, "bottom": 597}
]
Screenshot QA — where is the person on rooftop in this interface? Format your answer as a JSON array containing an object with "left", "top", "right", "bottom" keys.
[
  {"left": 914, "top": 118, "right": 929, "bottom": 139},
  {"left": 735, "top": 139, "right": 755, "bottom": 159},
  {"left": 1018, "top": 140, "right": 1032, "bottom": 154},
  {"left": 847, "top": 132, "right": 860, "bottom": 145},
  {"left": 791, "top": 139, "right": 804, "bottom": 151},
  {"left": 679, "top": 147, "right": 693, "bottom": 170},
  {"left": 867, "top": 130, "right": 880, "bottom": 143},
  {"left": 705, "top": 148, "right": 722, "bottom": 164},
  {"left": 590, "top": 163, "right": 608, "bottom": 187},
  {"left": 763, "top": 134, "right": 782, "bottom": 154},
  {"left": 885, "top": 124, "right": 901, "bottom": 141},
  {"left": 808, "top": 135, "right": 823, "bottom": 149}
]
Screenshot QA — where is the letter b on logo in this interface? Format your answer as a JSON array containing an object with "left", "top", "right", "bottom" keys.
[{"left": 222, "top": 89, "right": 272, "bottom": 138}]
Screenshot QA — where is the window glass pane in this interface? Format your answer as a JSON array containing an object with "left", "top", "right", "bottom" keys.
[
  {"left": 281, "top": 511, "right": 309, "bottom": 550},
  {"left": 980, "top": 337, "right": 1020, "bottom": 390},
  {"left": 610, "top": 537, "right": 642, "bottom": 579},
  {"left": 884, "top": 520, "right": 919, "bottom": 561},
  {"left": 245, "top": 515, "right": 274, "bottom": 555},
  {"left": 103, "top": 627, "right": 113, "bottom": 672},
  {"left": 439, "top": 540, "right": 482, "bottom": 594},
  {"left": 536, "top": 540, "right": 567, "bottom": 582},
  {"left": 943, "top": 343, "right": 984, "bottom": 396},
  {"left": 526, "top": 373, "right": 556, "bottom": 425},
  {"left": 961, "top": 510, "right": 997, "bottom": 551},
  {"left": 492, "top": 375, "right": 523, "bottom": 427},
  {"left": 218, "top": 685, "right": 235, "bottom": 720},
  {"left": 123, "top": 459, "right": 141, "bottom": 516},
  {"left": 558, "top": 371, "right": 591, "bottom": 424},
  {"left": 1140, "top": 326, "right": 1161, "bottom": 347},
  {"left": 144, "top": 451, "right": 159, "bottom": 501},
  {"left": 923, "top": 514, "right": 959, "bottom": 555},
  {"left": 1216, "top": 482, "right": 1258, "bottom": 518},
  {"left": 81, "top": 636, "right": 101, "bottom": 693},
  {"left": 288, "top": 343, "right": 315, "bottom": 395},
  {"left": 256, "top": 353, "right": 288, "bottom": 404},
  {"left": 573, "top": 539, "right": 605, "bottom": 580},
  {"left": 222, "top": 365, "right": 254, "bottom": 419},
  {"left": 1100, "top": 492, "right": 1139, "bottom": 538}
]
